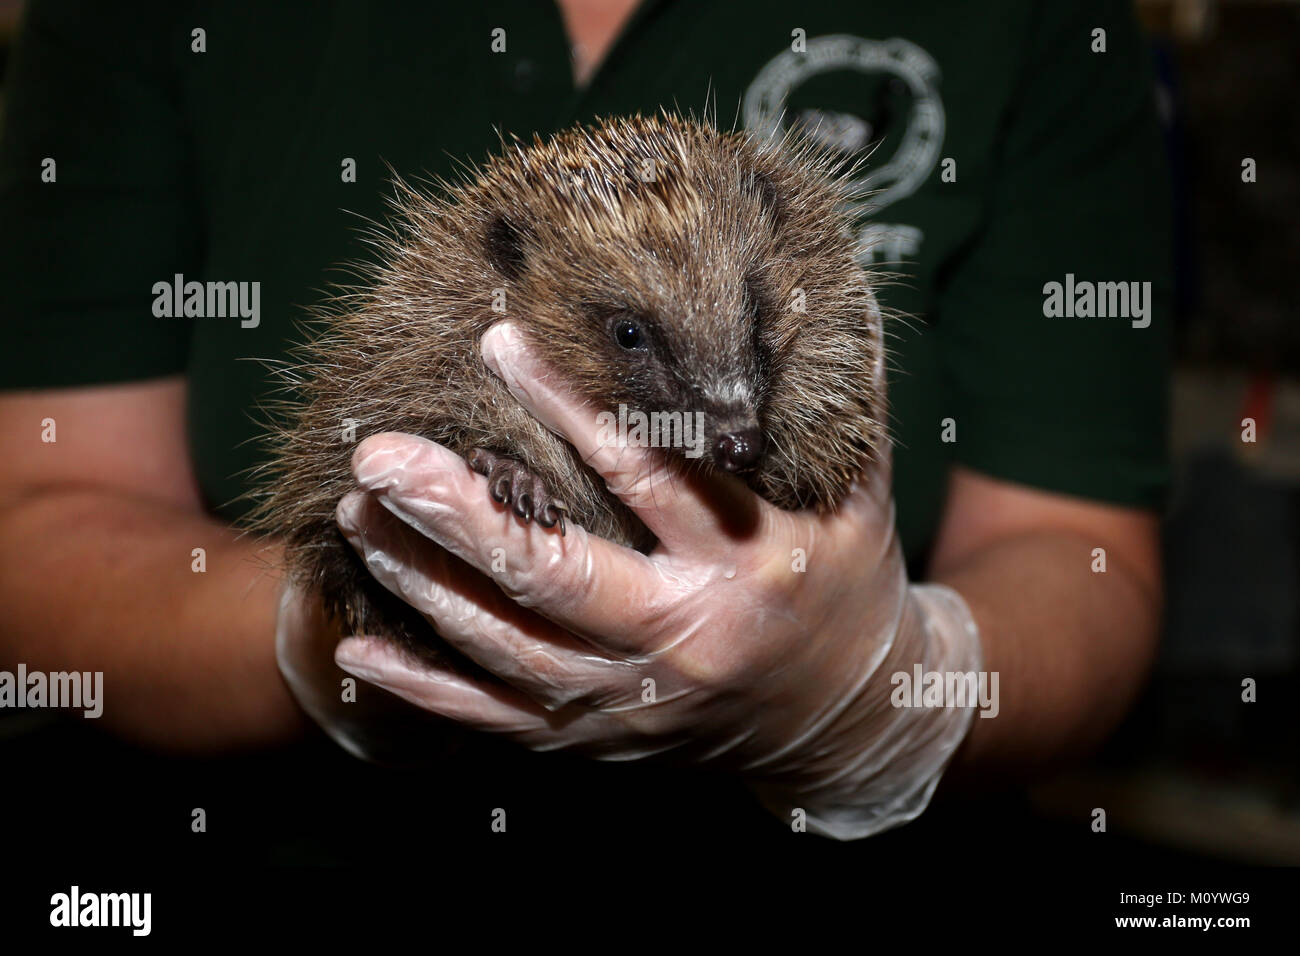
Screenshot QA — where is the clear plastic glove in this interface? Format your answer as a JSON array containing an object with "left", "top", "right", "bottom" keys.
[
  {"left": 328, "top": 322, "right": 984, "bottom": 839},
  {"left": 275, "top": 580, "right": 466, "bottom": 766}
]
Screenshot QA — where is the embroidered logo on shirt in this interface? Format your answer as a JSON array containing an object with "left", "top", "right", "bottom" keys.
[{"left": 743, "top": 35, "right": 945, "bottom": 265}]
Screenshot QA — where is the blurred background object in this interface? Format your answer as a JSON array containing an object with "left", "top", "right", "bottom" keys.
[
  {"left": 1031, "top": 0, "right": 1300, "bottom": 864},
  {"left": 0, "top": 0, "right": 20, "bottom": 123}
]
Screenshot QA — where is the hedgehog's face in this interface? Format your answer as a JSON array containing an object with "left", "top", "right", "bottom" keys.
[
  {"left": 480, "top": 176, "right": 790, "bottom": 477},
  {"left": 578, "top": 288, "right": 768, "bottom": 474}
]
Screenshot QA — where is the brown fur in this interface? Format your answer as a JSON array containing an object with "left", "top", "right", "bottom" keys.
[{"left": 246, "top": 112, "right": 886, "bottom": 652}]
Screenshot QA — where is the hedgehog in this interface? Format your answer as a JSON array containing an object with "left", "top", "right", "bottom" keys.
[{"left": 249, "top": 111, "right": 887, "bottom": 654}]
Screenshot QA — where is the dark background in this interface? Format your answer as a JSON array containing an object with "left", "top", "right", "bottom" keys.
[{"left": 0, "top": 0, "right": 1296, "bottom": 932}]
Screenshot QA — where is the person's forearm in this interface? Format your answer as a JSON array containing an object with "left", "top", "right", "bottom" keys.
[
  {"left": 0, "top": 488, "right": 308, "bottom": 750},
  {"left": 930, "top": 530, "right": 1162, "bottom": 784}
]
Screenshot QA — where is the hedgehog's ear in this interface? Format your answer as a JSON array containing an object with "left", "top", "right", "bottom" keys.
[
  {"left": 484, "top": 213, "right": 529, "bottom": 281},
  {"left": 748, "top": 169, "right": 785, "bottom": 229}
]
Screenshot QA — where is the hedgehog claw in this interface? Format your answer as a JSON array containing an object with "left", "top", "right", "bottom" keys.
[
  {"left": 537, "top": 502, "right": 569, "bottom": 536},
  {"left": 468, "top": 448, "right": 568, "bottom": 536},
  {"left": 490, "top": 472, "right": 513, "bottom": 504}
]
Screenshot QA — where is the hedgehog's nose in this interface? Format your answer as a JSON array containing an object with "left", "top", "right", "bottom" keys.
[{"left": 713, "top": 427, "right": 764, "bottom": 472}]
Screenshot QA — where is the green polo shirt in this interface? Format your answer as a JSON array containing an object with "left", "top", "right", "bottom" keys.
[{"left": 1, "top": 0, "right": 1172, "bottom": 564}]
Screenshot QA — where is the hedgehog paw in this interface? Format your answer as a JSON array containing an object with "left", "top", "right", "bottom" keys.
[{"left": 467, "top": 448, "right": 569, "bottom": 535}]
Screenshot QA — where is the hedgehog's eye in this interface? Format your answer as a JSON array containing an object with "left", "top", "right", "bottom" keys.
[{"left": 613, "top": 318, "right": 646, "bottom": 351}]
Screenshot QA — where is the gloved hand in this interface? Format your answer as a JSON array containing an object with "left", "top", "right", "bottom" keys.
[
  {"left": 326, "top": 322, "right": 984, "bottom": 839},
  {"left": 275, "top": 578, "right": 466, "bottom": 766}
]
